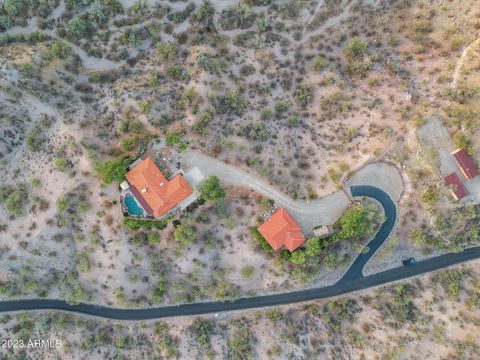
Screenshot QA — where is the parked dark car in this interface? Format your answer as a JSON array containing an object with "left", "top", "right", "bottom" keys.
[{"left": 402, "top": 257, "right": 416, "bottom": 266}]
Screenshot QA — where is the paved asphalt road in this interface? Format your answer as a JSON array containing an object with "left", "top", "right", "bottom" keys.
[
  {"left": 1, "top": 186, "right": 479, "bottom": 320},
  {"left": 340, "top": 185, "right": 396, "bottom": 282}
]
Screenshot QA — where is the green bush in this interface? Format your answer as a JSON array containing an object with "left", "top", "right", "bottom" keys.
[
  {"left": 333, "top": 204, "right": 368, "bottom": 240},
  {"left": 219, "top": 3, "right": 255, "bottom": 30},
  {"left": 4, "top": 0, "right": 27, "bottom": 16},
  {"left": 155, "top": 42, "right": 177, "bottom": 62},
  {"left": 189, "top": 318, "right": 215, "bottom": 349},
  {"left": 44, "top": 40, "right": 71, "bottom": 61},
  {"left": 344, "top": 37, "right": 367, "bottom": 60},
  {"left": 124, "top": 216, "right": 171, "bottom": 230},
  {"left": 452, "top": 132, "right": 476, "bottom": 155},
  {"left": 210, "top": 91, "right": 247, "bottom": 116},
  {"left": 199, "top": 176, "right": 226, "bottom": 203},
  {"left": 68, "top": 17, "right": 91, "bottom": 39},
  {"left": 173, "top": 224, "right": 195, "bottom": 245},
  {"left": 151, "top": 275, "right": 168, "bottom": 303},
  {"left": 97, "top": 156, "right": 131, "bottom": 184},
  {"left": 251, "top": 227, "right": 272, "bottom": 253},
  {"left": 294, "top": 85, "right": 313, "bottom": 107},
  {"left": 0, "top": 184, "right": 27, "bottom": 216}
]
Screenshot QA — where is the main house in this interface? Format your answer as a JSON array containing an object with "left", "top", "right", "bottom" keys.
[
  {"left": 257, "top": 208, "right": 305, "bottom": 252},
  {"left": 123, "top": 157, "right": 193, "bottom": 218}
]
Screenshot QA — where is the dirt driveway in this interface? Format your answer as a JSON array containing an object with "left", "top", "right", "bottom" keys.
[{"left": 179, "top": 151, "right": 403, "bottom": 234}]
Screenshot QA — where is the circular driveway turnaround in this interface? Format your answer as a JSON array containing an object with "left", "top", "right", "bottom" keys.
[{"left": 1, "top": 185, "right": 480, "bottom": 320}]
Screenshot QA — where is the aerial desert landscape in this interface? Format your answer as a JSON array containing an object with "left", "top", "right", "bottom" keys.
[{"left": 0, "top": 0, "right": 479, "bottom": 358}]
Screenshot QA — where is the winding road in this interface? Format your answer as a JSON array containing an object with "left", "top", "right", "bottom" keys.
[{"left": 1, "top": 185, "right": 479, "bottom": 320}]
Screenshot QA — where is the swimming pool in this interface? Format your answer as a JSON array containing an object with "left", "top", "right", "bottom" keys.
[{"left": 124, "top": 194, "right": 144, "bottom": 216}]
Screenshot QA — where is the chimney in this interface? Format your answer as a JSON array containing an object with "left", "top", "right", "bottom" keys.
[
  {"left": 160, "top": 182, "right": 164, "bottom": 186},
  {"left": 141, "top": 188, "right": 148, "bottom": 193}
]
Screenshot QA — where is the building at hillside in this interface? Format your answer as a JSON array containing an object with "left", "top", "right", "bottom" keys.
[
  {"left": 257, "top": 208, "right": 305, "bottom": 252},
  {"left": 124, "top": 157, "right": 193, "bottom": 218},
  {"left": 451, "top": 149, "right": 478, "bottom": 180},
  {"left": 444, "top": 172, "right": 469, "bottom": 200}
]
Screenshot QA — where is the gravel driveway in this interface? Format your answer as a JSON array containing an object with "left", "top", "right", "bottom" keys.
[{"left": 179, "top": 151, "right": 403, "bottom": 234}]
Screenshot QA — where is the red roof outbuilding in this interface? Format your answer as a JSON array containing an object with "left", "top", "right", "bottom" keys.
[
  {"left": 125, "top": 157, "right": 193, "bottom": 218},
  {"left": 444, "top": 172, "right": 469, "bottom": 200},
  {"left": 257, "top": 208, "right": 305, "bottom": 252},
  {"left": 451, "top": 149, "right": 478, "bottom": 180}
]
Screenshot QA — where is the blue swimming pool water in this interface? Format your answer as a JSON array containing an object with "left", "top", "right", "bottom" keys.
[{"left": 124, "top": 194, "right": 144, "bottom": 216}]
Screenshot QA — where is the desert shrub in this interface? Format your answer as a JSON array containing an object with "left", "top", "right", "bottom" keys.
[
  {"left": 240, "top": 266, "right": 254, "bottom": 279},
  {"left": 68, "top": 17, "right": 92, "bottom": 39},
  {"left": 197, "top": 53, "right": 227, "bottom": 74},
  {"left": 410, "top": 228, "right": 444, "bottom": 253},
  {"left": 97, "top": 156, "right": 131, "bottom": 184},
  {"left": 4, "top": 0, "right": 27, "bottom": 16},
  {"left": 343, "top": 61, "right": 370, "bottom": 78},
  {"left": 319, "top": 92, "right": 351, "bottom": 119},
  {"left": 251, "top": 227, "right": 272, "bottom": 253},
  {"left": 0, "top": 15, "right": 12, "bottom": 31},
  {"left": 387, "top": 284, "right": 417, "bottom": 323},
  {"left": 174, "top": 224, "right": 195, "bottom": 245},
  {"left": 244, "top": 122, "right": 268, "bottom": 141},
  {"left": 167, "top": 3, "right": 195, "bottom": 23},
  {"left": 279, "top": 0, "right": 300, "bottom": 19},
  {"left": 210, "top": 91, "right": 247, "bottom": 116},
  {"left": 124, "top": 216, "right": 171, "bottom": 230},
  {"left": 196, "top": 0, "right": 214, "bottom": 23},
  {"left": 199, "top": 176, "right": 225, "bottom": 203},
  {"left": 44, "top": 40, "right": 71, "bottom": 60},
  {"left": 153, "top": 322, "right": 179, "bottom": 358},
  {"left": 447, "top": 105, "right": 478, "bottom": 132},
  {"left": 294, "top": 85, "right": 313, "bottom": 107},
  {"left": 421, "top": 185, "right": 439, "bottom": 206},
  {"left": 219, "top": 3, "right": 255, "bottom": 30},
  {"left": 411, "top": 19, "right": 432, "bottom": 41},
  {"left": 304, "top": 237, "right": 322, "bottom": 257},
  {"left": 148, "top": 233, "right": 160, "bottom": 245},
  {"left": 312, "top": 56, "right": 324, "bottom": 71},
  {"left": 75, "top": 251, "right": 90, "bottom": 273},
  {"left": 289, "top": 250, "right": 307, "bottom": 264},
  {"left": 452, "top": 132, "right": 475, "bottom": 155},
  {"left": 189, "top": 318, "right": 215, "bottom": 350},
  {"left": 434, "top": 270, "right": 462, "bottom": 301},
  {"left": 151, "top": 274, "right": 168, "bottom": 303},
  {"left": 155, "top": 42, "right": 177, "bottom": 62},
  {"left": 164, "top": 64, "right": 189, "bottom": 81},
  {"left": 344, "top": 37, "right": 367, "bottom": 60},
  {"left": 89, "top": 1, "right": 109, "bottom": 24},
  {"left": 228, "top": 318, "right": 255, "bottom": 360},
  {"left": 333, "top": 204, "right": 369, "bottom": 240},
  {"left": 0, "top": 184, "right": 28, "bottom": 216},
  {"left": 165, "top": 131, "right": 188, "bottom": 151},
  {"left": 192, "top": 109, "right": 214, "bottom": 136}
]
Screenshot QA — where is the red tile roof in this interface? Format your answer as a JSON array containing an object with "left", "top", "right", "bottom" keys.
[
  {"left": 451, "top": 149, "right": 478, "bottom": 180},
  {"left": 125, "top": 157, "right": 193, "bottom": 218},
  {"left": 444, "top": 172, "right": 469, "bottom": 200},
  {"left": 257, "top": 208, "right": 305, "bottom": 252}
]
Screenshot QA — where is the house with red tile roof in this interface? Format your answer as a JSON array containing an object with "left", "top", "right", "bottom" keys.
[
  {"left": 451, "top": 149, "right": 478, "bottom": 180},
  {"left": 257, "top": 208, "right": 305, "bottom": 252},
  {"left": 444, "top": 172, "right": 469, "bottom": 201},
  {"left": 125, "top": 157, "right": 193, "bottom": 218}
]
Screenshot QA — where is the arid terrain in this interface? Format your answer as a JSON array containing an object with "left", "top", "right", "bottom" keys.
[
  {"left": 0, "top": 0, "right": 480, "bottom": 358},
  {"left": 1, "top": 260, "right": 479, "bottom": 359}
]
